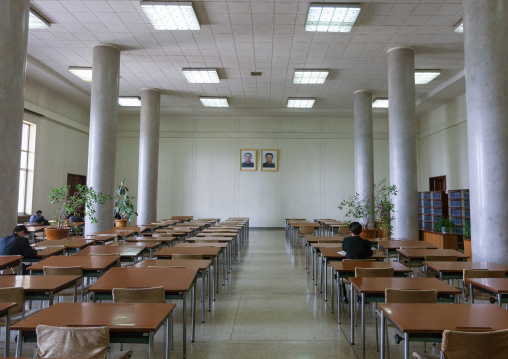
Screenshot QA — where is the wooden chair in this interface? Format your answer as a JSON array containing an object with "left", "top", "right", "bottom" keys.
[
  {"left": 171, "top": 254, "right": 203, "bottom": 260},
  {"left": 112, "top": 286, "right": 165, "bottom": 304},
  {"left": 379, "top": 289, "right": 438, "bottom": 357},
  {"left": 463, "top": 269, "right": 505, "bottom": 303},
  {"left": 355, "top": 267, "right": 395, "bottom": 278},
  {"left": 195, "top": 239, "right": 221, "bottom": 243},
  {"left": 36, "top": 324, "right": 132, "bottom": 359},
  {"left": 42, "top": 266, "right": 87, "bottom": 302},
  {"left": 413, "top": 328, "right": 508, "bottom": 359},
  {"left": 299, "top": 225, "right": 316, "bottom": 241}
]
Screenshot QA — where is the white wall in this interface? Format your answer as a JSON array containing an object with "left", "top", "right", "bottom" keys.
[
  {"left": 117, "top": 115, "right": 390, "bottom": 227},
  {"left": 417, "top": 95, "right": 468, "bottom": 191},
  {"left": 24, "top": 80, "right": 90, "bottom": 217}
]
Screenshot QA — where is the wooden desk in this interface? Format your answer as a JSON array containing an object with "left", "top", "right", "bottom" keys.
[
  {"left": 377, "top": 240, "right": 437, "bottom": 259},
  {"left": 12, "top": 302, "right": 175, "bottom": 359},
  {"left": 350, "top": 278, "right": 461, "bottom": 359},
  {"left": 0, "top": 302, "right": 17, "bottom": 357},
  {"left": 423, "top": 261, "right": 508, "bottom": 281},
  {"left": 24, "top": 247, "right": 66, "bottom": 263},
  {"left": 74, "top": 244, "right": 146, "bottom": 263},
  {"left": 34, "top": 239, "right": 94, "bottom": 253},
  {"left": 127, "top": 236, "right": 175, "bottom": 247},
  {"left": 107, "top": 241, "right": 160, "bottom": 258},
  {"left": 27, "top": 255, "right": 119, "bottom": 278},
  {"left": 0, "top": 275, "right": 81, "bottom": 305},
  {"left": 78, "top": 234, "right": 117, "bottom": 244},
  {"left": 466, "top": 278, "right": 508, "bottom": 306},
  {"left": 378, "top": 303, "right": 508, "bottom": 359},
  {"left": 0, "top": 256, "right": 23, "bottom": 274},
  {"left": 396, "top": 248, "right": 469, "bottom": 268},
  {"left": 330, "top": 261, "right": 412, "bottom": 314}
]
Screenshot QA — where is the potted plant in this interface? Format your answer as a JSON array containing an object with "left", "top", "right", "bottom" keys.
[
  {"left": 48, "top": 184, "right": 112, "bottom": 240},
  {"left": 434, "top": 218, "right": 456, "bottom": 234},
  {"left": 338, "top": 179, "right": 397, "bottom": 239},
  {"left": 463, "top": 221, "right": 471, "bottom": 259},
  {"left": 114, "top": 178, "right": 138, "bottom": 227}
]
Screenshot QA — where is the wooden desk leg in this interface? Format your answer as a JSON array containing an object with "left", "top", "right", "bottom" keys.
[
  {"left": 4, "top": 309, "right": 10, "bottom": 357},
  {"left": 182, "top": 292, "right": 187, "bottom": 359}
]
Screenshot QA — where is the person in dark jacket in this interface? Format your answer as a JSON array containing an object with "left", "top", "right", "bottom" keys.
[
  {"left": 340, "top": 221, "right": 374, "bottom": 303},
  {"left": 68, "top": 213, "right": 83, "bottom": 223},
  {"left": 0, "top": 225, "right": 38, "bottom": 259},
  {"left": 29, "top": 210, "right": 50, "bottom": 225}
]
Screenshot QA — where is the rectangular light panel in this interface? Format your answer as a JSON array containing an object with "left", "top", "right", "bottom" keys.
[
  {"left": 29, "top": 9, "right": 50, "bottom": 29},
  {"left": 68, "top": 67, "right": 92, "bottom": 82},
  {"left": 306, "top": 3, "right": 361, "bottom": 32},
  {"left": 119, "top": 97, "right": 141, "bottom": 106},
  {"left": 200, "top": 97, "right": 229, "bottom": 107},
  {"left": 454, "top": 22, "right": 463, "bottom": 33},
  {"left": 287, "top": 98, "right": 315, "bottom": 108},
  {"left": 293, "top": 70, "right": 329, "bottom": 84},
  {"left": 141, "top": 1, "right": 200, "bottom": 30},
  {"left": 372, "top": 98, "right": 388, "bottom": 108},
  {"left": 183, "top": 69, "right": 220, "bottom": 83},
  {"left": 415, "top": 71, "right": 441, "bottom": 85}
]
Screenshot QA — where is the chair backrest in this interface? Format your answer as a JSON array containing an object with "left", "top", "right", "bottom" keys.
[
  {"left": 195, "top": 239, "right": 220, "bottom": 243},
  {"left": 424, "top": 255, "right": 458, "bottom": 261},
  {"left": 112, "top": 286, "right": 165, "bottom": 303},
  {"left": 171, "top": 254, "right": 203, "bottom": 260},
  {"left": 152, "top": 233, "right": 173, "bottom": 237},
  {"left": 148, "top": 266, "right": 185, "bottom": 268},
  {"left": 399, "top": 246, "right": 428, "bottom": 249},
  {"left": 338, "top": 226, "right": 350, "bottom": 235},
  {"left": 0, "top": 287, "right": 24, "bottom": 315},
  {"left": 88, "top": 253, "right": 120, "bottom": 256},
  {"left": 43, "top": 266, "right": 84, "bottom": 285},
  {"left": 318, "top": 239, "right": 341, "bottom": 243},
  {"left": 441, "top": 328, "right": 508, "bottom": 359},
  {"left": 385, "top": 289, "right": 437, "bottom": 303},
  {"left": 355, "top": 267, "right": 395, "bottom": 277},
  {"left": 343, "top": 258, "right": 376, "bottom": 262},
  {"left": 299, "top": 225, "right": 316, "bottom": 235},
  {"left": 463, "top": 269, "right": 505, "bottom": 281},
  {"left": 36, "top": 324, "right": 109, "bottom": 359}
]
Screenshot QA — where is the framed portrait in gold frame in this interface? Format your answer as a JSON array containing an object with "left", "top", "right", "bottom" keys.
[
  {"left": 261, "top": 149, "right": 278, "bottom": 171},
  {"left": 240, "top": 149, "right": 257, "bottom": 171}
]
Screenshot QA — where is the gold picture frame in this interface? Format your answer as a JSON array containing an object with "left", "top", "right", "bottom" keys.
[
  {"left": 240, "top": 149, "right": 257, "bottom": 171},
  {"left": 261, "top": 149, "right": 278, "bottom": 171}
]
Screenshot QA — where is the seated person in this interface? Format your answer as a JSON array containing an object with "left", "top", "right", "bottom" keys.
[
  {"left": 68, "top": 213, "right": 83, "bottom": 223},
  {"left": 0, "top": 225, "right": 38, "bottom": 259},
  {"left": 340, "top": 222, "right": 373, "bottom": 303},
  {"left": 29, "top": 210, "right": 50, "bottom": 225}
]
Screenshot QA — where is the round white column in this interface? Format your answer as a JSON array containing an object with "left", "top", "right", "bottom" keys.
[
  {"left": 387, "top": 46, "right": 418, "bottom": 240},
  {"left": 85, "top": 45, "right": 120, "bottom": 234},
  {"left": 0, "top": 0, "right": 30, "bottom": 235},
  {"left": 464, "top": 0, "right": 508, "bottom": 264},
  {"left": 354, "top": 90, "right": 375, "bottom": 228},
  {"left": 137, "top": 88, "right": 161, "bottom": 225}
]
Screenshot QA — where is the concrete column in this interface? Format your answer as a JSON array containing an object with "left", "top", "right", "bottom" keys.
[
  {"left": 464, "top": 0, "right": 508, "bottom": 264},
  {"left": 86, "top": 45, "right": 120, "bottom": 234},
  {"left": 354, "top": 90, "right": 375, "bottom": 228},
  {"left": 0, "top": 0, "right": 30, "bottom": 235},
  {"left": 137, "top": 89, "right": 161, "bottom": 225},
  {"left": 387, "top": 47, "right": 418, "bottom": 240}
]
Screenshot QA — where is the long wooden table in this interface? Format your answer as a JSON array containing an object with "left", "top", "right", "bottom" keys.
[
  {"left": 0, "top": 256, "right": 23, "bottom": 274},
  {"left": 27, "top": 255, "right": 119, "bottom": 278},
  {"left": 88, "top": 267, "right": 198, "bottom": 358},
  {"left": 12, "top": 302, "right": 175, "bottom": 359},
  {"left": 424, "top": 261, "right": 508, "bottom": 281},
  {"left": 377, "top": 240, "right": 437, "bottom": 258},
  {"left": 378, "top": 303, "right": 508, "bottom": 359},
  {"left": 0, "top": 275, "right": 81, "bottom": 304},
  {"left": 466, "top": 278, "right": 508, "bottom": 306},
  {"left": 350, "top": 277, "right": 461, "bottom": 359},
  {"left": 396, "top": 248, "right": 470, "bottom": 268},
  {"left": 73, "top": 243, "right": 146, "bottom": 263},
  {"left": 33, "top": 238, "right": 95, "bottom": 253}
]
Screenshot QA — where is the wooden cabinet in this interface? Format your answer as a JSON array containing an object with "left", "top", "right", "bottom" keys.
[
  {"left": 448, "top": 189, "right": 470, "bottom": 235},
  {"left": 420, "top": 230, "right": 458, "bottom": 250}
]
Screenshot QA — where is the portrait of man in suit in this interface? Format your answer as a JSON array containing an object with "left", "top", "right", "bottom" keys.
[
  {"left": 261, "top": 149, "right": 278, "bottom": 171},
  {"left": 240, "top": 149, "right": 257, "bottom": 171}
]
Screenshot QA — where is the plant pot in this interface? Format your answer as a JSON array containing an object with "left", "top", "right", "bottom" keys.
[
  {"left": 115, "top": 219, "right": 128, "bottom": 227},
  {"left": 441, "top": 227, "right": 447, "bottom": 234},
  {"left": 45, "top": 228, "right": 70, "bottom": 240},
  {"left": 361, "top": 228, "right": 377, "bottom": 240}
]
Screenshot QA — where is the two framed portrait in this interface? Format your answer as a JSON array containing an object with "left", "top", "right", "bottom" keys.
[{"left": 240, "top": 149, "right": 278, "bottom": 171}]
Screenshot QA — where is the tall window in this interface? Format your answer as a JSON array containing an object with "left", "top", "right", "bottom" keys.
[{"left": 19, "top": 121, "right": 36, "bottom": 215}]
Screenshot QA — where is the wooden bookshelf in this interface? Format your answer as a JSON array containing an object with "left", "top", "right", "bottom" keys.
[
  {"left": 448, "top": 189, "right": 470, "bottom": 235},
  {"left": 419, "top": 191, "right": 448, "bottom": 231}
]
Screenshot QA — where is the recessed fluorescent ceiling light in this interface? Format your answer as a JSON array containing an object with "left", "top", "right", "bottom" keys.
[
  {"left": 287, "top": 98, "right": 316, "bottom": 108},
  {"left": 415, "top": 71, "right": 441, "bottom": 85},
  {"left": 29, "top": 9, "right": 50, "bottom": 29},
  {"left": 68, "top": 67, "right": 92, "bottom": 82},
  {"left": 293, "top": 70, "right": 329, "bottom": 84},
  {"left": 454, "top": 22, "right": 463, "bottom": 33},
  {"left": 183, "top": 69, "right": 220, "bottom": 83},
  {"left": 372, "top": 98, "right": 388, "bottom": 108},
  {"left": 119, "top": 97, "right": 141, "bottom": 106},
  {"left": 306, "top": 3, "right": 361, "bottom": 32},
  {"left": 140, "top": 1, "right": 200, "bottom": 30},
  {"left": 200, "top": 97, "right": 229, "bottom": 107}
]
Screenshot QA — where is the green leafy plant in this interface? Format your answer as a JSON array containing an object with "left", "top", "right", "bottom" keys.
[
  {"left": 49, "top": 185, "right": 112, "bottom": 229},
  {"left": 434, "top": 218, "right": 456, "bottom": 234},
  {"left": 114, "top": 178, "right": 138, "bottom": 223},
  {"left": 463, "top": 221, "right": 471, "bottom": 239},
  {"left": 338, "top": 179, "right": 397, "bottom": 235}
]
